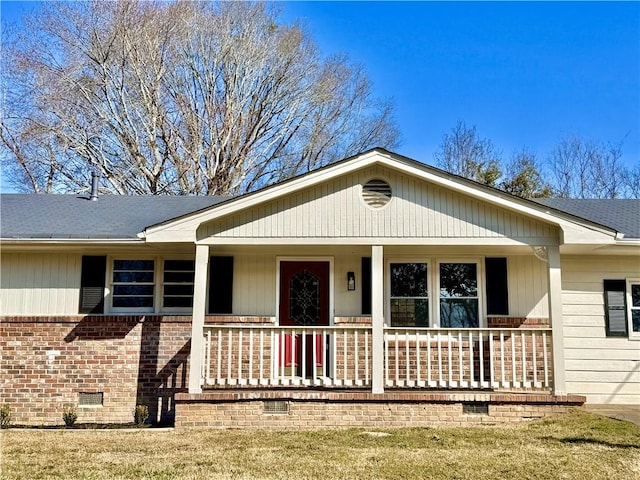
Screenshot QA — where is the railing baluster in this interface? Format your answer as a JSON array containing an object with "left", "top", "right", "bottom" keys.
[
  {"left": 543, "top": 331, "right": 549, "bottom": 388},
  {"left": 395, "top": 331, "right": 400, "bottom": 386},
  {"left": 238, "top": 329, "right": 243, "bottom": 384},
  {"left": 354, "top": 329, "right": 360, "bottom": 385},
  {"left": 384, "top": 330, "right": 389, "bottom": 386},
  {"left": 532, "top": 332, "right": 538, "bottom": 387},
  {"left": 248, "top": 329, "right": 254, "bottom": 385},
  {"left": 468, "top": 331, "right": 474, "bottom": 389},
  {"left": 416, "top": 330, "right": 422, "bottom": 387},
  {"left": 227, "top": 329, "right": 233, "bottom": 384},
  {"left": 427, "top": 330, "right": 432, "bottom": 386},
  {"left": 301, "top": 329, "right": 307, "bottom": 386},
  {"left": 489, "top": 331, "right": 495, "bottom": 388},
  {"left": 458, "top": 331, "right": 463, "bottom": 387},
  {"left": 500, "top": 331, "right": 506, "bottom": 387},
  {"left": 437, "top": 331, "right": 443, "bottom": 387},
  {"left": 405, "top": 330, "right": 410, "bottom": 386},
  {"left": 365, "top": 330, "right": 370, "bottom": 384},
  {"left": 259, "top": 329, "right": 265, "bottom": 385},
  {"left": 447, "top": 331, "right": 453, "bottom": 387},
  {"left": 521, "top": 331, "right": 527, "bottom": 388},
  {"left": 478, "top": 330, "right": 484, "bottom": 388},
  {"left": 217, "top": 328, "right": 222, "bottom": 384},
  {"left": 342, "top": 329, "right": 348, "bottom": 384},
  {"left": 511, "top": 331, "right": 517, "bottom": 388}
]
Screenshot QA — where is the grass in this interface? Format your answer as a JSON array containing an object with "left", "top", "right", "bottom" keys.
[{"left": 1, "top": 410, "right": 638, "bottom": 479}]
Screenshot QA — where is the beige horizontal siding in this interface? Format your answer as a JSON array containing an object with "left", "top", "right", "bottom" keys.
[{"left": 562, "top": 255, "right": 640, "bottom": 404}]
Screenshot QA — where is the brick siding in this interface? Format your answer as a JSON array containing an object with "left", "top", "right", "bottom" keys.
[
  {"left": 0, "top": 315, "right": 193, "bottom": 426},
  {"left": 175, "top": 391, "right": 585, "bottom": 429}
]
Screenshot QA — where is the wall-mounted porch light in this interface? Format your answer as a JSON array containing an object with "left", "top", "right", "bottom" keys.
[{"left": 347, "top": 272, "right": 356, "bottom": 291}]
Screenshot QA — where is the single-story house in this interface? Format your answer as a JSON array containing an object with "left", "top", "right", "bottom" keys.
[{"left": 1, "top": 148, "right": 638, "bottom": 428}]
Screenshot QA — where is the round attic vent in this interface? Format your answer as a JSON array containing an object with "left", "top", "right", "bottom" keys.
[{"left": 362, "top": 178, "right": 392, "bottom": 208}]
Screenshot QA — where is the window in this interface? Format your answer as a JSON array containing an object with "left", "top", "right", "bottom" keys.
[
  {"left": 163, "top": 260, "right": 195, "bottom": 308},
  {"left": 390, "top": 263, "right": 429, "bottom": 327},
  {"left": 112, "top": 260, "right": 155, "bottom": 309},
  {"left": 627, "top": 279, "right": 640, "bottom": 340},
  {"left": 604, "top": 280, "right": 627, "bottom": 336},
  {"left": 439, "top": 262, "right": 479, "bottom": 328}
]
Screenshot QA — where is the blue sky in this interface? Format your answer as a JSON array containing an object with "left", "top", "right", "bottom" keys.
[
  {"left": 281, "top": 1, "right": 639, "bottom": 168},
  {"left": 1, "top": 1, "right": 639, "bottom": 186}
]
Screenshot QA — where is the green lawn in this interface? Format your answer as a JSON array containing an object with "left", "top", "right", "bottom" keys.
[{"left": 1, "top": 410, "right": 638, "bottom": 480}]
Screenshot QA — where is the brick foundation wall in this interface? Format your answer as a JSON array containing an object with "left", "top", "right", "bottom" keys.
[
  {"left": 175, "top": 391, "right": 584, "bottom": 429},
  {"left": 0, "top": 315, "right": 193, "bottom": 426}
]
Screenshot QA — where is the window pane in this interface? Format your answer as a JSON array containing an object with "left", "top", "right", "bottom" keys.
[
  {"left": 632, "top": 285, "right": 640, "bottom": 308},
  {"left": 391, "top": 263, "right": 428, "bottom": 297},
  {"left": 390, "top": 299, "right": 429, "bottom": 327},
  {"left": 164, "top": 271, "right": 195, "bottom": 283},
  {"left": 113, "top": 285, "right": 154, "bottom": 296},
  {"left": 113, "top": 271, "right": 155, "bottom": 283},
  {"left": 440, "top": 263, "right": 477, "bottom": 298},
  {"left": 114, "top": 260, "right": 154, "bottom": 271},
  {"left": 632, "top": 310, "right": 640, "bottom": 333},
  {"left": 113, "top": 296, "right": 154, "bottom": 308},
  {"left": 164, "top": 297, "right": 193, "bottom": 308},
  {"left": 164, "top": 260, "right": 195, "bottom": 271},
  {"left": 440, "top": 299, "right": 479, "bottom": 328},
  {"left": 164, "top": 284, "right": 194, "bottom": 296}
]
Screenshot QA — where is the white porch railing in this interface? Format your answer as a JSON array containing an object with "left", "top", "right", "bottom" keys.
[
  {"left": 202, "top": 326, "right": 372, "bottom": 387},
  {"left": 201, "top": 326, "right": 553, "bottom": 391},
  {"left": 384, "top": 328, "right": 552, "bottom": 390}
]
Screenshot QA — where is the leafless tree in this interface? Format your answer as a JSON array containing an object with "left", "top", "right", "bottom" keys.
[
  {"left": 1, "top": 1, "right": 399, "bottom": 194},
  {"left": 433, "top": 121, "right": 502, "bottom": 187},
  {"left": 547, "top": 134, "right": 632, "bottom": 199}
]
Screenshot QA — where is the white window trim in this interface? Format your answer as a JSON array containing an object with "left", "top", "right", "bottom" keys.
[
  {"left": 107, "top": 256, "right": 157, "bottom": 314},
  {"left": 106, "top": 255, "right": 197, "bottom": 314},
  {"left": 385, "top": 257, "right": 431, "bottom": 328},
  {"left": 626, "top": 278, "right": 640, "bottom": 341},
  {"left": 436, "top": 259, "right": 485, "bottom": 329},
  {"left": 161, "top": 257, "right": 196, "bottom": 314},
  {"left": 385, "top": 257, "right": 486, "bottom": 329}
]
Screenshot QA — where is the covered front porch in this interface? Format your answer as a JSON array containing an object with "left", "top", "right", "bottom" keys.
[{"left": 185, "top": 243, "right": 566, "bottom": 397}]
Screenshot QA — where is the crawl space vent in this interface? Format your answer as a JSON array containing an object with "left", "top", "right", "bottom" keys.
[
  {"left": 78, "top": 392, "right": 103, "bottom": 407},
  {"left": 362, "top": 179, "right": 392, "bottom": 208},
  {"left": 263, "top": 400, "right": 289, "bottom": 415},
  {"left": 463, "top": 402, "right": 489, "bottom": 415}
]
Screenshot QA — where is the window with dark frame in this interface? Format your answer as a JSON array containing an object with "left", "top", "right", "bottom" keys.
[{"left": 604, "top": 280, "right": 627, "bottom": 337}]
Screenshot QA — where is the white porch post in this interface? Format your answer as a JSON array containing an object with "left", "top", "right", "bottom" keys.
[
  {"left": 547, "top": 244, "right": 566, "bottom": 395},
  {"left": 371, "top": 245, "right": 385, "bottom": 394},
  {"left": 188, "top": 244, "right": 209, "bottom": 394}
]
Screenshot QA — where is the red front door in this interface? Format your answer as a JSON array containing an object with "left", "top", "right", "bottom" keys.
[{"left": 279, "top": 261, "right": 330, "bottom": 377}]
